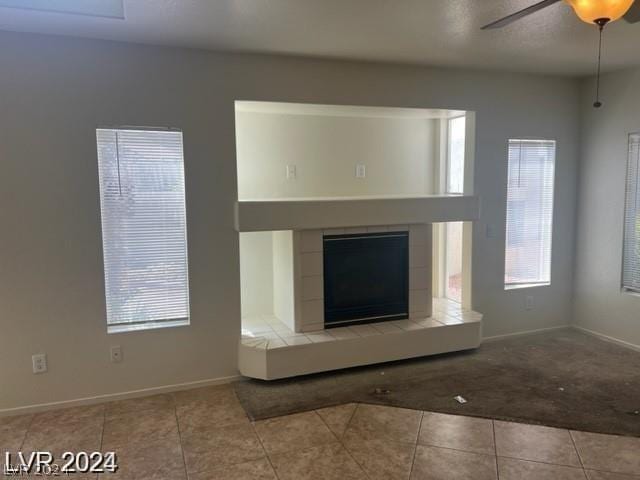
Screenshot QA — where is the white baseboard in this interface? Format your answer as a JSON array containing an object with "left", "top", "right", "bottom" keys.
[
  {"left": 571, "top": 325, "right": 640, "bottom": 352},
  {"left": 0, "top": 374, "right": 242, "bottom": 418},
  {"left": 482, "top": 325, "right": 570, "bottom": 343}
]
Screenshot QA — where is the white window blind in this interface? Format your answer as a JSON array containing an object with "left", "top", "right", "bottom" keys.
[
  {"left": 97, "top": 128, "right": 190, "bottom": 333},
  {"left": 623, "top": 133, "right": 640, "bottom": 293},
  {"left": 505, "top": 139, "right": 556, "bottom": 288}
]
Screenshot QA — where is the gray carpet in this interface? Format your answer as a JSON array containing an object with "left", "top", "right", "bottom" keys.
[{"left": 234, "top": 329, "right": 640, "bottom": 437}]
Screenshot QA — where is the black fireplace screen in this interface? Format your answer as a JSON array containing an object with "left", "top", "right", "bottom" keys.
[{"left": 323, "top": 231, "right": 409, "bottom": 327}]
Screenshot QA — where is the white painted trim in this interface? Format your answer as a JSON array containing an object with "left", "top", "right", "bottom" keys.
[
  {"left": 482, "top": 325, "right": 570, "bottom": 343},
  {"left": 236, "top": 195, "right": 480, "bottom": 232},
  {"left": 0, "top": 375, "right": 241, "bottom": 417},
  {"left": 571, "top": 325, "right": 640, "bottom": 353},
  {"left": 234, "top": 101, "right": 466, "bottom": 120}
]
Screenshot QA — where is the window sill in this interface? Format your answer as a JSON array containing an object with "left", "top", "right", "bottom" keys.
[
  {"left": 622, "top": 287, "right": 640, "bottom": 298},
  {"left": 505, "top": 282, "right": 550, "bottom": 291},
  {"left": 108, "top": 318, "right": 189, "bottom": 334}
]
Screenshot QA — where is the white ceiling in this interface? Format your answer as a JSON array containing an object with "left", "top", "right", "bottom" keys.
[{"left": 1, "top": 0, "right": 639, "bottom": 76}]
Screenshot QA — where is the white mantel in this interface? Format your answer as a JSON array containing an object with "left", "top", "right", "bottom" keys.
[{"left": 235, "top": 194, "right": 479, "bottom": 232}]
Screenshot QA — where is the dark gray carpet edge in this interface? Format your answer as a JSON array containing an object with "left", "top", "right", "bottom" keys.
[{"left": 233, "top": 329, "right": 640, "bottom": 437}]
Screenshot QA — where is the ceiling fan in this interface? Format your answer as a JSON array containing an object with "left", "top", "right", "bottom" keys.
[{"left": 482, "top": 0, "right": 640, "bottom": 108}]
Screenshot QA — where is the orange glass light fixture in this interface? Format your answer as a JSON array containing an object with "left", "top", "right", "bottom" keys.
[
  {"left": 565, "top": 0, "right": 635, "bottom": 24},
  {"left": 564, "top": 0, "right": 636, "bottom": 107}
]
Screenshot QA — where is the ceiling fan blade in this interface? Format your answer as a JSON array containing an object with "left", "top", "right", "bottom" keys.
[
  {"left": 624, "top": 1, "right": 640, "bottom": 23},
  {"left": 481, "top": 0, "right": 563, "bottom": 29}
]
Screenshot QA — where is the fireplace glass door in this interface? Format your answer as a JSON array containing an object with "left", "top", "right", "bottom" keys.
[{"left": 323, "top": 231, "right": 409, "bottom": 327}]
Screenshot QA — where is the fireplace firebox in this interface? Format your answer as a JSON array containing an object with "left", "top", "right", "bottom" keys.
[{"left": 323, "top": 231, "right": 409, "bottom": 328}]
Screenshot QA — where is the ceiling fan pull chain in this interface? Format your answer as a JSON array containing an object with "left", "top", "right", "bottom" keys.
[{"left": 593, "top": 22, "right": 605, "bottom": 108}]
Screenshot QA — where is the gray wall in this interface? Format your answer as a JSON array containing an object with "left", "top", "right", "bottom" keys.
[
  {"left": 0, "top": 31, "right": 580, "bottom": 411},
  {"left": 573, "top": 67, "right": 640, "bottom": 349}
]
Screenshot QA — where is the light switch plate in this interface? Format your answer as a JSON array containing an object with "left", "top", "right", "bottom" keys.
[
  {"left": 355, "top": 164, "right": 366, "bottom": 178},
  {"left": 286, "top": 165, "right": 297, "bottom": 180},
  {"left": 525, "top": 295, "right": 534, "bottom": 311}
]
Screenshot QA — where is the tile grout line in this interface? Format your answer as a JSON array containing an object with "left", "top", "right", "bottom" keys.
[
  {"left": 408, "top": 411, "right": 424, "bottom": 479},
  {"left": 311, "top": 409, "right": 341, "bottom": 444},
  {"left": 251, "top": 422, "right": 282, "bottom": 480},
  {"left": 173, "top": 403, "right": 190, "bottom": 480},
  {"left": 314, "top": 403, "right": 371, "bottom": 480},
  {"left": 177, "top": 387, "right": 270, "bottom": 477},
  {"left": 496, "top": 453, "right": 587, "bottom": 470},
  {"left": 99, "top": 406, "right": 106, "bottom": 449},
  {"left": 314, "top": 406, "right": 372, "bottom": 480},
  {"left": 417, "top": 417, "right": 587, "bottom": 478},
  {"left": 568, "top": 430, "right": 588, "bottom": 477},
  {"left": 344, "top": 402, "right": 359, "bottom": 433},
  {"left": 183, "top": 421, "right": 280, "bottom": 478},
  {"left": 414, "top": 443, "right": 524, "bottom": 462},
  {"left": 585, "top": 467, "right": 640, "bottom": 477},
  {"left": 99, "top": 406, "right": 106, "bottom": 450},
  {"left": 96, "top": 407, "right": 106, "bottom": 480},
  {"left": 492, "top": 420, "right": 500, "bottom": 480},
  {"left": 339, "top": 444, "right": 371, "bottom": 479},
  {"left": 17, "top": 412, "right": 36, "bottom": 452}
]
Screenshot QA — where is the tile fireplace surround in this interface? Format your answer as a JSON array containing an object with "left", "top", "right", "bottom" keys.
[
  {"left": 236, "top": 195, "right": 482, "bottom": 380},
  {"left": 294, "top": 224, "right": 432, "bottom": 333},
  {"left": 239, "top": 223, "right": 482, "bottom": 380}
]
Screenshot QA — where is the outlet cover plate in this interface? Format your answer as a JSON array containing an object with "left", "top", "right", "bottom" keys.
[
  {"left": 110, "top": 345, "right": 123, "bottom": 363},
  {"left": 32, "top": 353, "right": 47, "bottom": 374}
]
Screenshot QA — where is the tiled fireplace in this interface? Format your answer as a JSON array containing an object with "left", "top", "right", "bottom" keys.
[
  {"left": 293, "top": 224, "right": 432, "bottom": 332},
  {"left": 236, "top": 194, "right": 482, "bottom": 380}
]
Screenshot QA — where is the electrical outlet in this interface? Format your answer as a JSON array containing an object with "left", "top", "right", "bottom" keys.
[
  {"left": 32, "top": 354, "right": 47, "bottom": 374},
  {"left": 110, "top": 345, "right": 123, "bottom": 363},
  {"left": 286, "top": 164, "right": 297, "bottom": 180},
  {"left": 525, "top": 295, "right": 534, "bottom": 311},
  {"left": 355, "top": 164, "right": 366, "bottom": 178}
]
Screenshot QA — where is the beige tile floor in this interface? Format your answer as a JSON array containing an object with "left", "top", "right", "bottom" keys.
[{"left": 1, "top": 384, "right": 639, "bottom": 479}]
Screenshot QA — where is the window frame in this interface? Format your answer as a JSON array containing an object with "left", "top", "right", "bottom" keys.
[
  {"left": 96, "top": 126, "right": 191, "bottom": 334},
  {"left": 442, "top": 115, "right": 466, "bottom": 303},
  {"left": 621, "top": 132, "right": 640, "bottom": 296},
  {"left": 503, "top": 137, "right": 556, "bottom": 291},
  {"left": 445, "top": 115, "right": 466, "bottom": 196}
]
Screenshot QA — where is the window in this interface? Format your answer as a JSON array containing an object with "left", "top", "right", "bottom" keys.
[
  {"left": 444, "top": 116, "right": 466, "bottom": 302},
  {"left": 447, "top": 116, "right": 466, "bottom": 194},
  {"left": 445, "top": 222, "right": 463, "bottom": 302},
  {"left": 505, "top": 139, "right": 555, "bottom": 289},
  {"left": 622, "top": 133, "right": 640, "bottom": 293},
  {"left": 97, "top": 128, "right": 190, "bottom": 333}
]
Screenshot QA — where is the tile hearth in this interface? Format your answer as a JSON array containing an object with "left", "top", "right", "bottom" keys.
[
  {"left": 2, "top": 384, "right": 639, "bottom": 480},
  {"left": 241, "top": 298, "right": 479, "bottom": 350},
  {"left": 238, "top": 298, "right": 482, "bottom": 380}
]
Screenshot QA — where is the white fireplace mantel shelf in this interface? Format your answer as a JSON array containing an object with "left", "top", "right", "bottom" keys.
[{"left": 235, "top": 194, "right": 480, "bottom": 232}]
